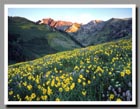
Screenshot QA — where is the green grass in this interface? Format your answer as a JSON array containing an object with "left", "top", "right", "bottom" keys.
[
  {"left": 8, "top": 38, "right": 132, "bottom": 101},
  {"left": 8, "top": 16, "right": 81, "bottom": 64}
]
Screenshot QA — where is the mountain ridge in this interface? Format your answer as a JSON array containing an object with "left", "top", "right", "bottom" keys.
[
  {"left": 8, "top": 16, "right": 81, "bottom": 64},
  {"left": 8, "top": 16, "right": 132, "bottom": 64},
  {"left": 69, "top": 17, "right": 132, "bottom": 46}
]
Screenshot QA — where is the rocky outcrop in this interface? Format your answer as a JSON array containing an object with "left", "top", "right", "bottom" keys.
[
  {"left": 38, "top": 18, "right": 73, "bottom": 31},
  {"left": 65, "top": 23, "right": 81, "bottom": 33}
]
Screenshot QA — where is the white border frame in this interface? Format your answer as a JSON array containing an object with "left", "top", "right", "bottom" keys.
[{"left": 4, "top": 4, "right": 136, "bottom": 105}]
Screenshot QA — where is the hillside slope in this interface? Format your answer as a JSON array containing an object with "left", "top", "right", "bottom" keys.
[
  {"left": 71, "top": 18, "right": 132, "bottom": 46},
  {"left": 8, "top": 38, "right": 132, "bottom": 101},
  {"left": 8, "top": 17, "right": 81, "bottom": 64}
]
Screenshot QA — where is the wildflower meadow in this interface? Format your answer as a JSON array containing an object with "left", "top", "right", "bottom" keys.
[{"left": 8, "top": 39, "right": 132, "bottom": 101}]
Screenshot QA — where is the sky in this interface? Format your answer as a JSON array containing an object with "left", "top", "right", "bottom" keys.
[{"left": 8, "top": 8, "right": 132, "bottom": 24}]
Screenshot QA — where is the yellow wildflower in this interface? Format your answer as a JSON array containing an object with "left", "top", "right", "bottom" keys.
[
  {"left": 42, "top": 88, "right": 47, "bottom": 94},
  {"left": 41, "top": 95, "right": 48, "bottom": 100},
  {"left": 116, "top": 98, "right": 122, "bottom": 101},
  {"left": 36, "top": 97, "right": 40, "bottom": 101},
  {"left": 88, "top": 80, "right": 91, "bottom": 84},
  {"left": 109, "top": 94, "right": 114, "bottom": 100},
  {"left": 38, "top": 85, "right": 41, "bottom": 89},
  {"left": 17, "top": 94, "right": 20, "bottom": 99},
  {"left": 78, "top": 79, "right": 81, "bottom": 83},
  {"left": 55, "top": 82, "right": 61, "bottom": 87},
  {"left": 59, "top": 88, "right": 63, "bottom": 92},
  {"left": 80, "top": 61, "right": 84, "bottom": 65},
  {"left": 48, "top": 86, "right": 53, "bottom": 95},
  {"left": 36, "top": 78, "right": 39, "bottom": 84},
  {"left": 56, "top": 98, "right": 60, "bottom": 101},
  {"left": 65, "top": 87, "right": 70, "bottom": 92},
  {"left": 28, "top": 75, "right": 32, "bottom": 80},
  {"left": 25, "top": 95, "right": 30, "bottom": 101},
  {"left": 54, "top": 67, "right": 57, "bottom": 71},
  {"left": 82, "top": 77, "right": 86, "bottom": 80},
  {"left": 46, "top": 81, "right": 50, "bottom": 85},
  {"left": 125, "top": 69, "right": 131, "bottom": 75},
  {"left": 9, "top": 91, "right": 13, "bottom": 95},
  {"left": 23, "top": 82, "right": 27, "bottom": 86},
  {"left": 86, "top": 58, "right": 90, "bottom": 63},
  {"left": 99, "top": 73, "right": 102, "bottom": 77},
  {"left": 56, "top": 77, "right": 59, "bottom": 81},
  {"left": 82, "top": 90, "right": 86, "bottom": 96},
  {"left": 70, "top": 76, "right": 73, "bottom": 80},
  {"left": 27, "top": 67, "right": 31, "bottom": 71},
  {"left": 109, "top": 72, "right": 112, "bottom": 75},
  {"left": 59, "top": 70, "right": 62, "bottom": 73},
  {"left": 79, "top": 74, "right": 83, "bottom": 79},
  {"left": 88, "top": 65, "right": 92, "bottom": 69},
  {"left": 86, "top": 69, "right": 90, "bottom": 73},
  {"left": 82, "top": 82, "right": 86, "bottom": 86},
  {"left": 93, "top": 76, "right": 96, "bottom": 79},
  {"left": 70, "top": 83, "right": 75, "bottom": 90},
  {"left": 120, "top": 71, "right": 125, "bottom": 77},
  {"left": 74, "top": 66, "right": 79, "bottom": 71},
  {"left": 96, "top": 66, "right": 104, "bottom": 73},
  {"left": 27, "top": 84, "right": 32, "bottom": 90},
  {"left": 51, "top": 79, "right": 55, "bottom": 87},
  {"left": 31, "top": 93, "right": 36, "bottom": 99}
]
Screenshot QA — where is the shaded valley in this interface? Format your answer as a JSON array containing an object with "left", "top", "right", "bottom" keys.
[{"left": 8, "top": 16, "right": 132, "bottom": 64}]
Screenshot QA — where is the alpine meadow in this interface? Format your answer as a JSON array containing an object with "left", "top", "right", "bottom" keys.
[{"left": 6, "top": 5, "right": 136, "bottom": 105}]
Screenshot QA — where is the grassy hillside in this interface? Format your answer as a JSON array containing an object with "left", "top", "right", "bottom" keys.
[
  {"left": 8, "top": 17, "right": 81, "bottom": 64},
  {"left": 8, "top": 38, "right": 132, "bottom": 101}
]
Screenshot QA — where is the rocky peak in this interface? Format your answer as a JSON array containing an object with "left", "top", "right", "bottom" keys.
[
  {"left": 95, "top": 20, "right": 102, "bottom": 23},
  {"left": 39, "top": 18, "right": 73, "bottom": 28},
  {"left": 66, "top": 23, "right": 81, "bottom": 33},
  {"left": 42, "top": 18, "right": 54, "bottom": 25},
  {"left": 88, "top": 20, "right": 103, "bottom": 24}
]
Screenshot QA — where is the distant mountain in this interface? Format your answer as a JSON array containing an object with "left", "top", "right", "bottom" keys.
[
  {"left": 37, "top": 18, "right": 82, "bottom": 33},
  {"left": 39, "top": 18, "right": 132, "bottom": 46},
  {"left": 70, "top": 18, "right": 132, "bottom": 46},
  {"left": 37, "top": 18, "right": 73, "bottom": 31},
  {"left": 9, "top": 17, "right": 132, "bottom": 64},
  {"left": 8, "top": 17, "right": 81, "bottom": 64}
]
